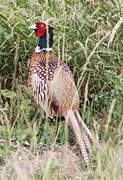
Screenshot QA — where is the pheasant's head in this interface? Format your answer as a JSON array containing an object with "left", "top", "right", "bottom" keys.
[
  {"left": 29, "top": 21, "right": 54, "bottom": 52},
  {"left": 29, "top": 22, "right": 47, "bottom": 37}
]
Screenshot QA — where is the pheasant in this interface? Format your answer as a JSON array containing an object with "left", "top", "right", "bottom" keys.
[{"left": 28, "top": 21, "right": 94, "bottom": 164}]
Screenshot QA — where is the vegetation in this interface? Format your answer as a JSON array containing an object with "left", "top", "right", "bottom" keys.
[{"left": 0, "top": 0, "right": 123, "bottom": 179}]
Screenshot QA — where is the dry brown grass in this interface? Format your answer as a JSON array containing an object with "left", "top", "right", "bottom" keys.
[{"left": 1, "top": 146, "right": 88, "bottom": 180}]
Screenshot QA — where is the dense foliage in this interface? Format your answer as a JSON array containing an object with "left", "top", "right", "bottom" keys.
[{"left": 0, "top": 0, "right": 123, "bottom": 179}]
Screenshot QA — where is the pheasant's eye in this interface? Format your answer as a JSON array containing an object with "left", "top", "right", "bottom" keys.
[{"left": 40, "top": 24, "right": 45, "bottom": 28}]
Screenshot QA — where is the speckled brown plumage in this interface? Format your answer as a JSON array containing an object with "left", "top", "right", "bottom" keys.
[
  {"left": 28, "top": 51, "right": 94, "bottom": 164},
  {"left": 28, "top": 51, "right": 79, "bottom": 117}
]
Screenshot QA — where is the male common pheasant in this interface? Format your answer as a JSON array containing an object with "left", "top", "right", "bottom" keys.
[{"left": 28, "top": 21, "right": 94, "bottom": 164}]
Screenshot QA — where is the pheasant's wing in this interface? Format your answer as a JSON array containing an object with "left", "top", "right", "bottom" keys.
[{"left": 49, "top": 66, "right": 79, "bottom": 116}]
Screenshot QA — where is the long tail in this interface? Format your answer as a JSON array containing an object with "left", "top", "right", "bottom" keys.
[
  {"left": 64, "top": 109, "right": 94, "bottom": 164},
  {"left": 75, "top": 110, "right": 94, "bottom": 143}
]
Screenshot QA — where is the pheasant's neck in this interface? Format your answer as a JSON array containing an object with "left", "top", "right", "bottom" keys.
[{"left": 38, "top": 33, "right": 53, "bottom": 50}]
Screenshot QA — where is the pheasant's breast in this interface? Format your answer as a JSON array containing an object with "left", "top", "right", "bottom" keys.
[{"left": 28, "top": 52, "right": 79, "bottom": 117}]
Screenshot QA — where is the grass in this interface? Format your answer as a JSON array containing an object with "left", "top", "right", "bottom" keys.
[{"left": 0, "top": 0, "right": 123, "bottom": 179}]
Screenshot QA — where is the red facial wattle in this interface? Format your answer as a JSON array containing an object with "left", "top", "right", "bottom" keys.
[{"left": 35, "top": 22, "right": 46, "bottom": 37}]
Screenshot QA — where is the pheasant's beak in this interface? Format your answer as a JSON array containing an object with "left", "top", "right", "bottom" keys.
[{"left": 28, "top": 24, "right": 37, "bottom": 30}]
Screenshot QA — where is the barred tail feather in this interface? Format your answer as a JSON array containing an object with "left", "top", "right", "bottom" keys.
[
  {"left": 64, "top": 109, "right": 92, "bottom": 164},
  {"left": 81, "top": 129, "right": 92, "bottom": 154},
  {"left": 75, "top": 110, "right": 94, "bottom": 143}
]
